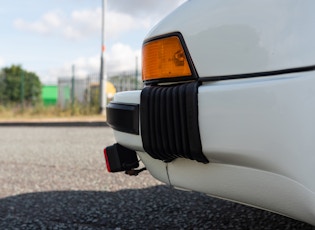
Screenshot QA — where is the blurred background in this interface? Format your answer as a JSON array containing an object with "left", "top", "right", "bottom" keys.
[{"left": 0, "top": 0, "right": 185, "bottom": 119}]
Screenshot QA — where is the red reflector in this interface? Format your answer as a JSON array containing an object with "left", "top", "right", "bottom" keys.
[
  {"left": 104, "top": 144, "right": 139, "bottom": 173},
  {"left": 104, "top": 148, "right": 112, "bottom": 172}
]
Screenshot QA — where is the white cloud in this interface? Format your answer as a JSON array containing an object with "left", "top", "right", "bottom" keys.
[
  {"left": 14, "top": 18, "right": 48, "bottom": 35},
  {"left": 59, "top": 8, "right": 146, "bottom": 40},
  {"left": 43, "top": 11, "right": 62, "bottom": 28},
  {"left": 14, "top": 10, "right": 63, "bottom": 35},
  {"left": 109, "top": 0, "right": 186, "bottom": 19},
  {"left": 107, "top": 11, "right": 150, "bottom": 39},
  {"left": 62, "top": 8, "right": 101, "bottom": 40},
  {"left": 106, "top": 0, "right": 187, "bottom": 37},
  {"left": 42, "top": 42, "right": 140, "bottom": 83},
  {"left": 107, "top": 43, "right": 141, "bottom": 73},
  {"left": 13, "top": 9, "right": 98, "bottom": 40},
  {"left": 13, "top": 0, "right": 186, "bottom": 41},
  {"left": 46, "top": 55, "right": 100, "bottom": 81},
  {"left": 13, "top": 7, "right": 149, "bottom": 41}
]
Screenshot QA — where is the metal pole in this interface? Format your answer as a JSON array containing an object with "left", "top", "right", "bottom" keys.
[
  {"left": 99, "top": 0, "right": 107, "bottom": 115},
  {"left": 135, "top": 56, "right": 138, "bottom": 90},
  {"left": 71, "top": 64, "right": 75, "bottom": 109},
  {"left": 20, "top": 71, "right": 24, "bottom": 112}
]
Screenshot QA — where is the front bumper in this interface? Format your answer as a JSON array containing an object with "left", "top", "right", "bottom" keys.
[
  {"left": 107, "top": 82, "right": 209, "bottom": 163},
  {"left": 106, "top": 72, "right": 315, "bottom": 225}
]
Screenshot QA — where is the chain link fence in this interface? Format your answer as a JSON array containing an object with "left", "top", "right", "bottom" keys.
[{"left": 57, "top": 71, "right": 142, "bottom": 108}]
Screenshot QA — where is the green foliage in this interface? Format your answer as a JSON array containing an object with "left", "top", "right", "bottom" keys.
[
  {"left": 0, "top": 65, "right": 41, "bottom": 105},
  {"left": 0, "top": 65, "right": 103, "bottom": 117}
]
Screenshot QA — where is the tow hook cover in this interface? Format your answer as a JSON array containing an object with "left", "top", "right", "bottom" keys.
[{"left": 104, "top": 143, "right": 139, "bottom": 173}]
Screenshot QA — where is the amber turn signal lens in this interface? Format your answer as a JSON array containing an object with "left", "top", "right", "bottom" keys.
[{"left": 142, "top": 36, "right": 192, "bottom": 82}]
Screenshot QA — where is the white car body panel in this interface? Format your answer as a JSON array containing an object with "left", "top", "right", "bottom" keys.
[
  {"left": 109, "top": 0, "right": 315, "bottom": 225},
  {"left": 112, "top": 72, "right": 315, "bottom": 224},
  {"left": 148, "top": 0, "right": 315, "bottom": 77}
]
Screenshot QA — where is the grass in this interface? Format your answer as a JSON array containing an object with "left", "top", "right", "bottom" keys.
[{"left": 0, "top": 103, "right": 106, "bottom": 121}]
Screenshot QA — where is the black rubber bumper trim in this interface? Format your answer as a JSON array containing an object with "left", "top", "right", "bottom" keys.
[
  {"left": 106, "top": 103, "right": 139, "bottom": 135},
  {"left": 200, "top": 65, "right": 315, "bottom": 82},
  {"left": 141, "top": 82, "right": 209, "bottom": 163}
]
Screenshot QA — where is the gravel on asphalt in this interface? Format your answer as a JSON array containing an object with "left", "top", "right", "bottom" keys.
[{"left": 0, "top": 127, "right": 313, "bottom": 229}]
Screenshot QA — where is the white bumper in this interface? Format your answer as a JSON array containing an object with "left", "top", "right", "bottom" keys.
[{"left": 111, "top": 72, "right": 315, "bottom": 225}]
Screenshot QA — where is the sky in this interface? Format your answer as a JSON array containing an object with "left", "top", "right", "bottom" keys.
[{"left": 0, "top": 0, "right": 186, "bottom": 84}]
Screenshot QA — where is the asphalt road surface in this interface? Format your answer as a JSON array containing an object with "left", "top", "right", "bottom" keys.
[{"left": 0, "top": 126, "right": 313, "bottom": 229}]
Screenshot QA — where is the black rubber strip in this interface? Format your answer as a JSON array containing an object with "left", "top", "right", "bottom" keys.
[
  {"left": 200, "top": 65, "right": 315, "bottom": 82},
  {"left": 140, "top": 82, "right": 209, "bottom": 163},
  {"left": 106, "top": 103, "right": 139, "bottom": 135}
]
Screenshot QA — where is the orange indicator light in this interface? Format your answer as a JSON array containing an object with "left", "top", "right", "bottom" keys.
[{"left": 142, "top": 36, "right": 192, "bottom": 81}]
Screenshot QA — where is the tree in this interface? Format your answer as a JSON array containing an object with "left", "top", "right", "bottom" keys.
[{"left": 0, "top": 65, "right": 41, "bottom": 105}]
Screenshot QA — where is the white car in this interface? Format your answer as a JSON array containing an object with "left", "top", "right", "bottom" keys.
[{"left": 105, "top": 0, "right": 315, "bottom": 225}]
